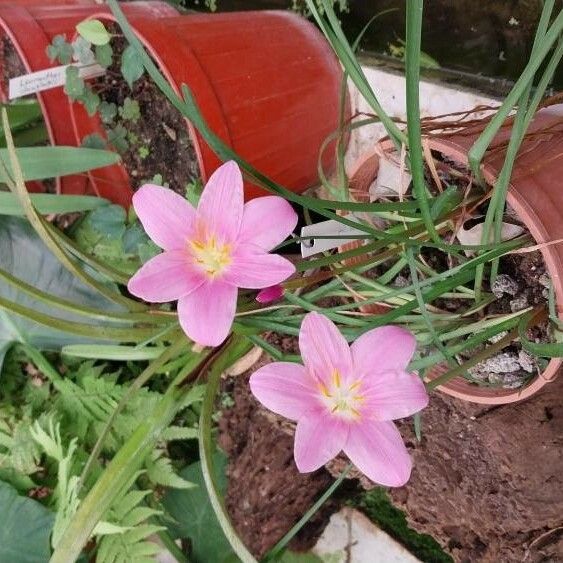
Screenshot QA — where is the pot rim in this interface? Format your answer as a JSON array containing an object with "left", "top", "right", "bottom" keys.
[{"left": 347, "top": 137, "right": 562, "bottom": 405}]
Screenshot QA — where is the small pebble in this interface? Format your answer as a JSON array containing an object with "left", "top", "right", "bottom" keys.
[
  {"left": 539, "top": 273, "right": 551, "bottom": 288},
  {"left": 488, "top": 371, "right": 528, "bottom": 389},
  {"left": 393, "top": 275, "right": 410, "bottom": 288},
  {"left": 473, "top": 352, "right": 521, "bottom": 374},
  {"left": 510, "top": 294, "right": 529, "bottom": 312},
  {"left": 518, "top": 350, "right": 535, "bottom": 373},
  {"left": 492, "top": 274, "right": 519, "bottom": 298}
]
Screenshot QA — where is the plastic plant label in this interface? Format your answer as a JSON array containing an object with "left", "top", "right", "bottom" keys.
[
  {"left": 9, "top": 63, "right": 105, "bottom": 99},
  {"left": 300, "top": 218, "right": 366, "bottom": 258}
]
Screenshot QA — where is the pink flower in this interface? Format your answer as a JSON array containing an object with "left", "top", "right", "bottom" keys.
[
  {"left": 250, "top": 312, "right": 428, "bottom": 486},
  {"left": 128, "top": 161, "right": 297, "bottom": 346},
  {"left": 256, "top": 284, "right": 284, "bottom": 304}
]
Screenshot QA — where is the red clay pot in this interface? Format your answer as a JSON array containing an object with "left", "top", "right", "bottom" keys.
[
  {"left": 346, "top": 104, "right": 563, "bottom": 404},
  {"left": 0, "top": 2, "right": 178, "bottom": 197},
  {"left": 68, "top": 10, "right": 347, "bottom": 206}
]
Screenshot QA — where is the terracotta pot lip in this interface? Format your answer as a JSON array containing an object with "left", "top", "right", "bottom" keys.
[
  {"left": 348, "top": 138, "right": 562, "bottom": 405},
  {"left": 0, "top": 5, "right": 60, "bottom": 193}
]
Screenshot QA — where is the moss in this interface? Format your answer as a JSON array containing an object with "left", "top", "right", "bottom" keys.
[{"left": 349, "top": 488, "right": 453, "bottom": 563}]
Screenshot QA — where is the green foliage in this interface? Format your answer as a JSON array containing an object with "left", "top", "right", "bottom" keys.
[
  {"left": 64, "top": 66, "right": 85, "bottom": 99},
  {"left": 138, "top": 146, "right": 149, "bottom": 160},
  {"left": 72, "top": 37, "right": 95, "bottom": 66},
  {"left": 0, "top": 217, "right": 124, "bottom": 371},
  {"left": 71, "top": 204, "right": 155, "bottom": 274},
  {"left": 121, "top": 45, "right": 144, "bottom": 88},
  {"left": 95, "top": 487, "right": 163, "bottom": 563},
  {"left": 81, "top": 133, "right": 107, "bottom": 150},
  {"left": 119, "top": 98, "right": 141, "bottom": 123},
  {"left": 98, "top": 101, "right": 118, "bottom": 124},
  {"left": 76, "top": 19, "right": 111, "bottom": 46},
  {"left": 80, "top": 88, "right": 101, "bottom": 117},
  {"left": 47, "top": 34, "right": 73, "bottom": 65},
  {"left": 185, "top": 178, "right": 204, "bottom": 207},
  {"left": 0, "top": 146, "right": 119, "bottom": 183},
  {"left": 351, "top": 488, "right": 452, "bottom": 563},
  {"left": 107, "top": 124, "right": 129, "bottom": 153},
  {"left": 162, "top": 451, "right": 234, "bottom": 563},
  {"left": 0, "top": 480, "right": 54, "bottom": 563},
  {"left": 95, "top": 43, "right": 114, "bottom": 69}
]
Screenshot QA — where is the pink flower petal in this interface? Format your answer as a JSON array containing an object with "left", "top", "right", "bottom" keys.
[
  {"left": 351, "top": 326, "right": 416, "bottom": 376},
  {"left": 250, "top": 362, "right": 319, "bottom": 420},
  {"left": 299, "top": 312, "right": 353, "bottom": 385},
  {"left": 132, "top": 185, "right": 196, "bottom": 251},
  {"left": 197, "top": 161, "right": 243, "bottom": 243},
  {"left": 224, "top": 244, "right": 295, "bottom": 289},
  {"left": 256, "top": 285, "right": 284, "bottom": 304},
  {"left": 238, "top": 196, "right": 298, "bottom": 251},
  {"left": 177, "top": 281, "right": 237, "bottom": 346},
  {"left": 294, "top": 409, "right": 349, "bottom": 472},
  {"left": 344, "top": 419, "right": 412, "bottom": 487},
  {"left": 360, "top": 370, "right": 428, "bottom": 421},
  {"left": 127, "top": 250, "right": 204, "bottom": 303}
]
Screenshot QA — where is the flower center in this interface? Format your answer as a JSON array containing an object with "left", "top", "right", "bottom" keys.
[
  {"left": 189, "top": 236, "right": 232, "bottom": 278},
  {"left": 319, "top": 370, "right": 364, "bottom": 420}
]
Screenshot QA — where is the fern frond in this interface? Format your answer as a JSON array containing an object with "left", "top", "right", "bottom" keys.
[
  {"left": 146, "top": 449, "right": 194, "bottom": 490},
  {"left": 95, "top": 487, "right": 164, "bottom": 563}
]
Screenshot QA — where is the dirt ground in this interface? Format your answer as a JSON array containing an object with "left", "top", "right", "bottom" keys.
[{"left": 220, "top": 353, "right": 563, "bottom": 562}]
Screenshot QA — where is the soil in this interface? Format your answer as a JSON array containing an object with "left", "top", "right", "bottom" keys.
[
  {"left": 385, "top": 371, "right": 563, "bottom": 563},
  {"left": 217, "top": 353, "right": 352, "bottom": 558},
  {"left": 91, "top": 28, "right": 200, "bottom": 195},
  {"left": 354, "top": 151, "right": 555, "bottom": 389},
  {"left": 220, "top": 346, "right": 563, "bottom": 562}
]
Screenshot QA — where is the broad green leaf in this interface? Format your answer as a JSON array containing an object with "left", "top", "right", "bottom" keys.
[
  {"left": 0, "top": 193, "right": 110, "bottom": 216},
  {"left": 0, "top": 101, "right": 42, "bottom": 134},
  {"left": 0, "top": 480, "right": 54, "bottom": 563},
  {"left": 76, "top": 19, "right": 111, "bottom": 46},
  {"left": 0, "top": 217, "right": 124, "bottom": 370},
  {"left": 162, "top": 452, "right": 235, "bottom": 563},
  {"left": 121, "top": 45, "right": 144, "bottom": 88},
  {"left": 0, "top": 146, "right": 120, "bottom": 182}
]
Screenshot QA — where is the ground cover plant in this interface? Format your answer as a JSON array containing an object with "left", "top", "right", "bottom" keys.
[{"left": 0, "top": 0, "right": 562, "bottom": 561}]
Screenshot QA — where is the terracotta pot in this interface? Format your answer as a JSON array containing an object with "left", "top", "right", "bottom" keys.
[
  {"left": 68, "top": 10, "right": 346, "bottom": 206},
  {"left": 346, "top": 104, "right": 563, "bottom": 404},
  {"left": 0, "top": 2, "right": 178, "bottom": 197}
]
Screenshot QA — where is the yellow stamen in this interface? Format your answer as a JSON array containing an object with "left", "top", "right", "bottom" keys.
[
  {"left": 318, "top": 371, "right": 364, "bottom": 421},
  {"left": 189, "top": 235, "right": 231, "bottom": 278}
]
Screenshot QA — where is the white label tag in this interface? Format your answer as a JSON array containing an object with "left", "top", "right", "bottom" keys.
[
  {"left": 9, "top": 63, "right": 106, "bottom": 99},
  {"left": 300, "top": 219, "right": 366, "bottom": 258}
]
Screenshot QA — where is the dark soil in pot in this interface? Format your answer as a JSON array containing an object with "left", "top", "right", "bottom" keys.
[
  {"left": 87, "top": 28, "right": 199, "bottom": 195},
  {"left": 360, "top": 150, "right": 554, "bottom": 390}
]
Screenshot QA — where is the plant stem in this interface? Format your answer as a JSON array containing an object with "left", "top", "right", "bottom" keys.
[
  {"left": 199, "top": 335, "right": 256, "bottom": 563},
  {"left": 405, "top": 0, "right": 440, "bottom": 243}
]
